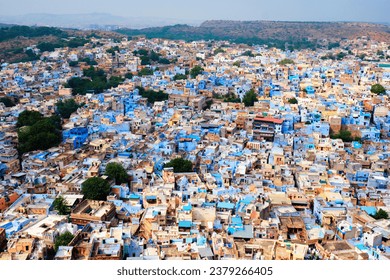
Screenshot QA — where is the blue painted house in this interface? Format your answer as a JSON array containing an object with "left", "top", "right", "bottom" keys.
[{"left": 62, "top": 127, "right": 89, "bottom": 149}]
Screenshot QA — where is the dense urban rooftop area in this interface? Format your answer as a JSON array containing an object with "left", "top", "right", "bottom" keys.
[{"left": 0, "top": 34, "right": 389, "bottom": 260}]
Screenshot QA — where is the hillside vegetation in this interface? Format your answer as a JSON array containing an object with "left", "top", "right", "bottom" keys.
[{"left": 117, "top": 20, "right": 390, "bottom": 49}]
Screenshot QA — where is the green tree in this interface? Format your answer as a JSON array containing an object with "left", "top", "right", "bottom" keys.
[
  {"left": 0, "top": 97, "right": 16, "bottom": 107},
  {"left": 53, "top": 196, "right": 70, "bottom": 215},
  {"left": 371, "top": 84, "right": 386, "bottom": 95},
  {"left": 223, "top": 93, "right": 241, "bottom": 103},
  {"left": 66, "top": 67, "right": 125, "bottom": 95},
  {"left": 371, "top": 209, "right": 389, "bottom": 220},
  {"left": 125, "top": 72, "right": 133, "bottom": 79},
  {"left": 0, "top": 25, "right": 66, "bottom": 42},
  {"left": 24, "top": 49, "right": 39, "bottom": 61},
  {"left": 37, "top": 42, "right": 62, "bottom": 52},
  {"left": 150, "top": 50, "right": 160, "bottom": 62},
  {"left": 288, "top": 97, "right": 298, "bottom": 104},
  {"left": 56, "top": 99, "right": 81, "bottom": 119},
  {"left": 158, "top": 57, "right": 171, "bottom": 64},
  {"left": 243, "top": 89, "right": 257, "bottom": 107},
  {"left": 138, "top": 68, "right": 154, "bottom": 76},
  {"left": 173, "top": 74, "right": 187, "bottom": 81},
  {"left": 107, "top": 76, "right": 124, "bottom": 88},
  {"left": 336, "top": 52, "right": 347, "bottom": 60},
  {"left": 214, "top": 48, "right": 225, "bottom": 55},
  {"left": 106, "top": 46, "right": 119, "bottom": 55},
  {"left": 80, "top": 57, "right": 97, "bottom": 66},
  {"left": 133, "top": 49, "right": 166, "bottom": 65},
  {"left": 278, "top": 59, "right": 295, "bottom": 65},
  {"left": 136, "top": 49, "right": 148, "bottom": 56},
  {"left": 48, "top": 115, "right": 62, "bottom": 129},
  {"left": 241, "top": 50, "right": 254, "bottom": 57},
  {"left": 18, "top": 116, "right": 62, "bottom": 155},
  {"left": 105, "top": 162, "right": 128, "bottom": 185},
  {"left": 328, "top": 42, "right": 340, "bottom": 49},
  {"left": 190, "top": 65, "right": 204, "bottom": 78},
  {"left": 68, "top": 60, "right": 78, "bottom": 67},
  {"left": 16, "top": 110, "right": 43, "bottom": 127},
  {"left": 337, "top": 130, "right": 353, "bottom": 142},
  {"left": 204, "top": 100, "right": 213, "bottom": 110},
  {"left": 83, "top": 66, "right": 105, "bottom": 79},
  {"left": 81, "top": 177, "right": 110, "bottom": 201},
  {"left": 358, "top": 54, "right": 366, "bottom": 60},
  {"left": 330, "top": 129, "right": 354, "bottom": 142},
  {"left": 233, "top": 61, "right": 241, "bottom": 67},
  {"left": 54, "top": 231, "right": 74, "bottom": 251},
  {"left": 140, "top": 55, "right": 151, "bottom": 65},
  {"left": 165, "top": 158, "right": 193, "bottom": 173},
  {"left": 66, "top": 38, "right": 89, "bottom": 48},
  {"left": 136, "top": 86, "right": 168, "bottom": 103}
]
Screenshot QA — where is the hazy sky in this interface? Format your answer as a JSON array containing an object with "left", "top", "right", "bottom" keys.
[{"left": 0, "top": 0, "right": 389, "bottom": 22}]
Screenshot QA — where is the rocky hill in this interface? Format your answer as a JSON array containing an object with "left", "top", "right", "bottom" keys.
[
  {"left": 117, "top": 20, "right": 390, "bottom": 49},
  {"left": 200, "top": 20, "right": 390, "bottom": 42},
  {"left": 0, "top": 25, "right": 122, "bottom": 63}
]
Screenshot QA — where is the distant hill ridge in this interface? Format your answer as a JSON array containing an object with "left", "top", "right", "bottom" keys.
[
  {"left": 199, "top": 20, "right": 390, "bottom": 38},
  {"left": 117, "top": 20, "right": 390, "bottom": 48}
]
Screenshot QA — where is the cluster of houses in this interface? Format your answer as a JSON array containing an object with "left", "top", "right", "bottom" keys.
[{"left": 0, "top": 35, "right": 389, "bottom": 260}]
